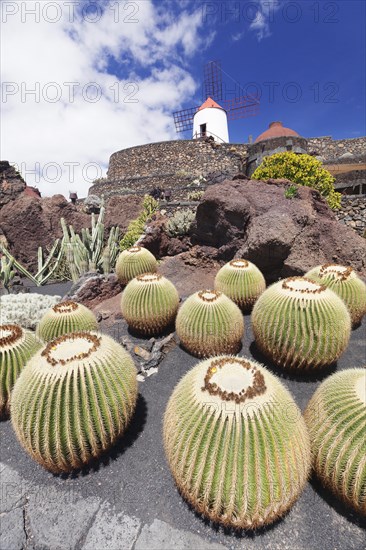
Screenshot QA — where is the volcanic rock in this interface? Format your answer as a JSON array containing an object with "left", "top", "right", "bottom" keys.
[
  {"left": 63, "top": 273, "right": 123, "bottom": 309},
  {"left": 0, "top": 161, "right": 26, "bottom": 208}
]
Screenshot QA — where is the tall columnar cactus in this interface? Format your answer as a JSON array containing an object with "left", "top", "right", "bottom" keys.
[
  {"left": 11, "top": 332, "right": 138, "bottom": 473},
  {"left": 36, "top": 301, "right": 98, "bottom": 342},
  {"left": 0, "top": 324, "right": 42, "bottom": 419},
  {"left": 176, "top": 290, "right": 244, "bottom": 358},
  {"left": 304, "top": 368, "right": 366, "bottom": 516},
  {"left": 305, "top": 263, "right": 366, "bottom": 326},
  {"left": 116, "top": 246, "right": 157, "bottom": 285},
  {"left": 214, "top": 259, "right": 266, "bottom": 311},
  {"left": 252, "top": 277, "right": 351, "bottom": 370},
  {"left": 121, "top": 273, "right": 179, "bottom": 335},
  {"left": 164, "top": 355, "right": 311, "bottom": 529}
]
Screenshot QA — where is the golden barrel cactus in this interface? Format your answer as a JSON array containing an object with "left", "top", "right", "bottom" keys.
[
  {"left": 164, "top": 355, "right": 311, "bottom": 529},
  {"left": 214, "top": 259, "right": 266, "bottom": 311},
  {"left": 116, "top": 246, "right": 157, "bottom": 285},
  {"left": 304, "top": 368, "right": 366, "bottom": 516},
  {"left": 252, "top": 277, "right": 351, "bottom": 370},
  {"left": 176, "top": 290, "right": 244, "bottom": 358},
  {"left": 305, "top": 263, "right": 366, "bottom": 326},
  {"left": 121, "top": 273, "right": 179, "bottom": 335},
  {"left": 11, "top": 332, "right": 137, "bottom": 473},
  {"left": 36, "top": 301, "right": 98, "bottom": 342},
  {"left": 0, "top": 324, "right": 41, "bottom": 419}
]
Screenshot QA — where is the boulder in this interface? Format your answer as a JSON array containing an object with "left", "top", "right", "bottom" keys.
[
  {"left": 0, "top": 161, "right": 26, "bottom": 208},
  {"left": 139, "top": 212, "right": 190, "bottom": 257},
  {"left": 191, "top": 178, "right": 366, "bottom": 281},
  {"left": 63, "top": 273, "right": 123, "bottom": 309}
]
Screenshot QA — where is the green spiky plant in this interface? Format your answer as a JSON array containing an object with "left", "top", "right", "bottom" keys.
[
  {"left": 304, "top": 368, "right": 366, "bottom": 517},
  {"left": 214, "top": 259, "right": 266, "bottom": 311},
  {"left": 115, "top": 246, "right": 158, "bottom": 286},
  {"left": 252, "top": 277, "right": 351, "bottom": 370},
  {"left": 176, "top": 290, "right": 244, "bottom": 358},
  {"left": 121, "top": 273, "right": 179, "bottom": 335},
  {"left": 36, "top": 301, "right": 98, "bottom": 342},
  {"left": 305, "top": 264, "right": 366, "bottom": 326},
  {"left": 0, "top": 324, "right": 42, "bottom": 419},
  {"left": 164, "top": 355, "right": 311, "bottom": 529},
  {"left": 11, "top": 331, "right": 137, "bottom": 473}
]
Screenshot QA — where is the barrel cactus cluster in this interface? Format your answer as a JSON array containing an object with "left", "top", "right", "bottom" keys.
[
  {"left": 36, "top": 300, "right": 98, "bottom": 342},
  {"left": 176, "top": 290, "right": 244, "bottom": 357},
  {"left": 214, "top": 259, "right": 266, "bottom": 310},
  {"left": 0, "top": 324, "right": 42, "bottom": 419},
  {"left": 252, "top": 277, "right": 351, "bottom": 370},
  {"left": 11, "top": 332, "right": 138, "bottom": 473},
  {"left": 304, "top": 369, "right": 366, "bottom": 516},
  {"left": 116, "top": 246, "right": 157, "bottom": 285},
  {"left": 164, "top": 355, "right": 311, "bottom": 529},
  {"left": 305, "top": 263, "right": 366, "bottom": 326},
  {"left": 121, "top": 273, "right": 179, "bottom": 335}
]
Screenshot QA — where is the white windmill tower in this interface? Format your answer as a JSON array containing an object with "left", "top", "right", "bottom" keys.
[{"left": 192, "top": 97, "right": 229, "bottom": 143}]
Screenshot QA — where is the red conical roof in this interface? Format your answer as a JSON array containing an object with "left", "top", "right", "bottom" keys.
[
  {"left": 198, "top": 97, "right": 224, "bottom": 111},
  {"left": 255, "top": 121, "right": 299, "bottom": 143}
]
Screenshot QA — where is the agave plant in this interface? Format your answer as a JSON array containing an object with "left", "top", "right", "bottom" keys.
[
  {"left": 304, "top": 368, "right": 366, "bottom": 516},
  {"left": 176, "top": 290, "right": 244, "bottom": 357},
  {"left": 305, "top": 263, "right": 366, "bottom": 326},
  {"left": 11, "top": 331, "right": 137, "bottom": 473},
  {"left": 164, "top": 355, "right": 311, "bottom": 529},
  {"left": 214, "top": 259, "right": 266, "bottom": 311},
  {"left": 252, "top": 277, "right": 351, "bottom": 370},
  {"left": 36, "top": 301, "right": 98, "bottom": 342}
]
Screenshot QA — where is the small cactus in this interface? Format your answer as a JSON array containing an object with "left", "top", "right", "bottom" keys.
[
  {"left": 304, "top": 368, "right": 366, "bottom": 516},
  {"left": 252, "top": 277, "right": 351, "bottom": 370},
  {"left": 121, "top": 273, "right": 179, "bottom": 335},
  {"left": 164, "top": 355, "right": 311, "bottom": 529},
  {"left": 11, "top": 331, "right": 137, "bottom": 473},
  {"left": 305, "top": 263, "right": 366, "bottom": 326},
  {"left": 0, "top": 324, "right": 41, "bottom": 419},
  {"left": 36, "top": 301, "right": 98, "bottom": 342},
  {"left": 176, "top": 290, "right": 244, "bottom": 358},
  {"left": 115, "top": 246, "right": 157, "bottom": 285},
  {"left": 214, "top": 259, "right": 266, "bottom": 311}
]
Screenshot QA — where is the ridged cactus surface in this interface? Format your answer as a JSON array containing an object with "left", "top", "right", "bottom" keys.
[
  {"left": 0, "top": 324, "right": 41, "bottom": 419},
  {"left": 214, "top": 259, "right": 266, "bottom": 311},
  {"left": 116, "top": 246, "right": 157, "bottom": 285},
  {"left": 36, "top": 300, "right": 98, "bottom": 342},
  {"left": 305, "top": 263, "right": 366, "bottom": 326},
  {"left": 11, "top": 332, "right": 137, "bottom": 473},
  {"left": 164, "top": 356, "right": 311, "bottom": 529},
  {"left": 304, "top": 368, "right": 366, "bottom": 516},
  {"left": 252, "top": 277, "right": 351, "bottom": 370},
  {"left": 121, "top": 273, "right": 179, "bottom": 335},
  {"left": 176, "top": 290, "right": 244, "bottom": 358}
]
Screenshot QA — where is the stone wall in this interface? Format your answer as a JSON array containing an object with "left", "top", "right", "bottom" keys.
[
  {"left": 246, "top": 136, "right": 308, "bottom": 176},
  {"left": 335, "top": 195, "right": 366, "bottom": 236},
  {"left": 307, "top": 136, "right": 366, "bottom": 161}
]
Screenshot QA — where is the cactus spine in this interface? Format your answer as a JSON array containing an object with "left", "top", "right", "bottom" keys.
[
  {"left": 164, "top": 356, "right": 311, "bottom": 529},
  {"left": 304, "top": 368, "right": 366, "bottom": 516},
  {"left": 0, "top": 324, "right": 41, "bottom": 418},
  {"left": 36, "top": 301, "right": 98, "bottom": 342},
  {"left": 121, "top": 273, "right": 179, "bottom": 335},
  {"left": 305, "top": 263, "right": 366, "bottom": 326},
  {"left": 11, "top": 332, "right": 137, "bottom": 473},
  {"left": 252, "top": 277, "right": 351, "bottom": 370},
  {"left": 214, "top": 259, "right": 266, "bottom": 311},
  {"left": 176, "top": 290, "right": 244, "bottom": 358},
  {"left": 116, "top": 246, "right": 157, "bottom": 285}
]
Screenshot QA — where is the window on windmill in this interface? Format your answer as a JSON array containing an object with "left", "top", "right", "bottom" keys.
[{"left": 200, "top": 123, "right": 207, "bottom": 137}]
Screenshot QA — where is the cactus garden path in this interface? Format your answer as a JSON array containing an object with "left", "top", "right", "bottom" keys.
[{"left": 0, "top": 312, "right": 365, "bottom": 550}]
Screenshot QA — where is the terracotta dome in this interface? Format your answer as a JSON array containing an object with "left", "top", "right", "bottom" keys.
[{"left": 254, "top": 121, "right": 300, "bottom": 143}]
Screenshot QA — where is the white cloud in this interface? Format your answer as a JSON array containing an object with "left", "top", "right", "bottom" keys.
[
  {"left": 231, "top": 30, "right": 245, "bottom": 42},
  {"left": 1, "top": 0, "right": 211, "bottom": 197},
  {"left": 249, "top": 0, "right": 281, "bottom": 41}
]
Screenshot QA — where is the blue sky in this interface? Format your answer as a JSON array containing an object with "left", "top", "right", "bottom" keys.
[{"left": 1, "top": 0, "right": 365, "bottom": 196}]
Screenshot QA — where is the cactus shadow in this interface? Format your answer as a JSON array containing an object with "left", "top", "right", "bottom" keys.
[
  {"left": 248, "top": 341, "right": 337, "bottom": 383},
  {"left": 309, "top": 474, "right": 366, "bottom": 530},
  {"left": 58, "top": 393, "right": 147, "bottom": 479},
  {"left": 127, "top": 321, "right": 176, "bottom": 340}
]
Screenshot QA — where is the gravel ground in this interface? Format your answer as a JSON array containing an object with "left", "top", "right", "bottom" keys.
[{"left": 0, "top": 314, "right": 365, "bottom": 550}]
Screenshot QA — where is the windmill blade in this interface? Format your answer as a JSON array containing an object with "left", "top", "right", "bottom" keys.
[
  {"left": 222, "top": 95, "right": 260, "bottom": 120},
  {"left": 204, "top": 60, "right": 223, "bottom": 102},
  {"left": 173, "top": 106, "right": 199, "bottom": 133}
]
